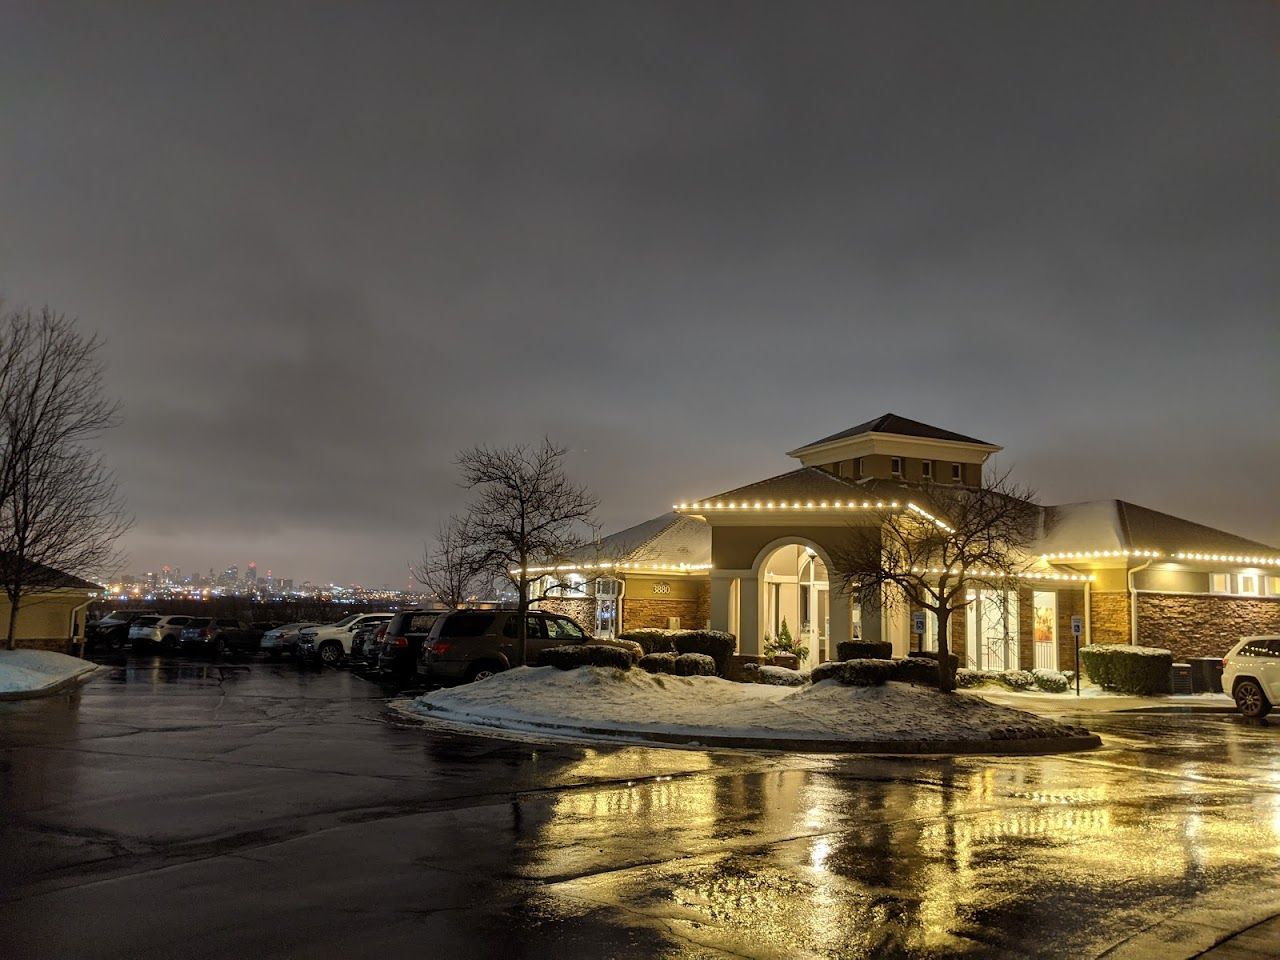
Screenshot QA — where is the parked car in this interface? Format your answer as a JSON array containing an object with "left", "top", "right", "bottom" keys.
[
  {"left": 296, "top": 613, "right": 395, "bottom": 665},
  {"left": 351, "top": 621, "right": 388, "bottom": 667},
  {"left": 259, "top": 622, "right": 320, "bottom": 659},
  {"left": 128, "top": 615, "right": 194, "bottom": 653},
  {"left": 376, "top": 608, "right": 447, "bottom": 678},
  {"left": 1223, "top": 635, "right": 1280, "bottom": 718},
  {"left": 416, "top": 609, "right": 633, "bottom": 686},
  {"left": 86, "top": 609, "right": 159, "bottom": 652},
  {"left": 178, "top": 618, "right": 263, "bottom": 657}
]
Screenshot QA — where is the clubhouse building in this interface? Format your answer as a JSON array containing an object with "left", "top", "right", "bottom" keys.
[{"left": 537, "top": 415, "right": 1280, "bottom": 670}]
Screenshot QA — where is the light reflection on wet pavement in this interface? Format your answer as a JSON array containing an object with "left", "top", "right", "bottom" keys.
[{"left": 1, "top": 658, "right": 1277, "bottom": 958}]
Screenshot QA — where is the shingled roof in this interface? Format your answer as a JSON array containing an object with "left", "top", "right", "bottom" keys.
[
  {"left": 571, "top": 512, "right": 710, "bottom": 567},
  {"left": 0, "top": 555, "right": 102, "bottom": 591},
  {"left": 794, "top": 413, "right": 993, "bottom": 451},
  {"left": 697, "top": 468, "right": 914, "bottom": 505},
  {"left": 1039, "top": 500, "right": 1279, "bottom": 556}
]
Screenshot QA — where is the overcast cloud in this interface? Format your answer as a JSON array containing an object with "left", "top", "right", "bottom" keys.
[{"left": 1, "top": 1, "right": 1276, "bottom": 585}]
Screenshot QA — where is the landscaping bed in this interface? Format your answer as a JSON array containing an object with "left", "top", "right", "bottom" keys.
[
  {"left": 407, "top": 665, "right": 1100, "bottom": 754},
  {"left": 0, "top": 649, "right": 101, "bottom": 700}
]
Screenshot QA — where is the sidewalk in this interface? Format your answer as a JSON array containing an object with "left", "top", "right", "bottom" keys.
[
  {"left": 960, "top": 686, "right": 1235, "bottom": 715},
  {"left": 1196, "top": 913, "right": 1280, "bottom": 958}
]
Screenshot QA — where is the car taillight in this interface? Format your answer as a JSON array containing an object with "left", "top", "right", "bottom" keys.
[
  {"left": 429, "top": 639, "right": 451, "bottom": 655},
  {"left": 388, "top": 635, "right": 407, "bottom": 648}
]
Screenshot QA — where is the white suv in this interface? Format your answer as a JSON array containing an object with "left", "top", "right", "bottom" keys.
[
  {"left": 296, "top": 613, "right": 395, "bottom": 665},
  {"left": 128, "top": 615, "right": 194, "bottom": 653},
  {"left": 1222, "top": 635, "right": 1280, "bottom": 719}
]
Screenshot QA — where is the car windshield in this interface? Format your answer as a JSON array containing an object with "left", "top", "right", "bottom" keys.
[
  {"left": 439, "top": 613, "right": 497, "bottom": 638},
  {"left": 187, "top": 618, "right": 212, "bottom": 628}
]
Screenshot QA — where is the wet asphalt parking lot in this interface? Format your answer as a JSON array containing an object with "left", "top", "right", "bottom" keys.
[{"left": 2, "top": 656, "right": 1279, "bottom": 959}]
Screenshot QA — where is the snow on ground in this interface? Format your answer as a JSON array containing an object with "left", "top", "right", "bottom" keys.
[
  {"left": 410, "top": 666, "right": 1088, "bottom": 745},
  {"left": 964, "top": 685, "right": 1233, "bottom": 715},
  {"left": 0, "top": 649, "right": 98, "bottom": 696}
]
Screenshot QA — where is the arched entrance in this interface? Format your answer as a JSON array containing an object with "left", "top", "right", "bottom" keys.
[{"left": 756, "top": 540, "right": 833, "bottom": 664}]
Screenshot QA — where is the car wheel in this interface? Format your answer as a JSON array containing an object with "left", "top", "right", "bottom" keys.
[
  {"left": 319, "top": 640, "right": 343, "bottom": 666},
  {"left": 466, "top": 662, "right": 503, "bottom": 683},
  {"left": 1234, "top": 679, "right": 1271, "bottom": 719}
]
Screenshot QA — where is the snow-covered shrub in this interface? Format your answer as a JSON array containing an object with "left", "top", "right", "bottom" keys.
[
  {"left": 638, "top": 652, "right": 679, "bottom": 674},
  {"left": 673, "top": 652, "right": 717, "bottom": 676},
  {"left": 538, "top": 645, "right": 634, "bottom": 671},
  {"left": 1080, "top": 645, "right": 1172, "bottom": 695},
  {"left": 995, "top": 670, "right": 1036, "bottom": 691},
  {"left": 619, "top": 629, "right": 677, "bottom": 655},
  {"left": 909, "top": 649, "right": 960, "bottom": 671},
  {"left": 840, "top": 658, "right": 896, "bottom": 686},
  {"left": 836, "top": 641, "right": 892, "bottom": 661},
  {"left": 1032, "top": 668, "right": 1070, "bottom": 693},
  {"left": 672, "top": 631, "right": 736, "bottom": 675},
  {"left": 810, "top": 661, "right": 844, "bottom": 684},
  {"left": 955, "top": 668, "right": 989, "bottom": 688},
  {"left": 758, "top": 664, "right": 807, "bottom": 686}
]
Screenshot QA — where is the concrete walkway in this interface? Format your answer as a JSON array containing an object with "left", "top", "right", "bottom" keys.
[{"left": 1196, "top": 914, "right": 1280, "bottom": 958}]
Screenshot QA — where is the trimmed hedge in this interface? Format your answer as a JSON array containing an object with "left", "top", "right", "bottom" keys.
[
  {"left": 758, "top": 664, "right": 807, "bottom": 686},
  {"left": 894, "top": 656, "right": 947, "bottom": 688},
  {"left": 638, "top": 652, "right": 679, "bottom": 674},
  {"left": 1032, "top": 668, "right": 1070, "bottom": 693},
  {"left": 538, "top": 644, "right": 634, "bottom": 671},
  {"left": 840, "top": 658, "right": 897, "bottom": 686},
  {"left": 673, "top": 652, "right": 717, "bottom": 676},
  {"left": 995, "top": 669, "right": 1036, "bottom": 691},
  {"left": 836, "top": 641, "right": 892, "bottom": 661},
  {"left": 619, "top": 629, "right": 677, "bottom": 655},
  {"left": 955, "top": 668, "right": 988, "bottom": 688},
  {"left": 910, "top": 649, "right": 960, "bottom": 671},
  {"left": 810, "top": 660, "right": 844, "bottom": 684},
  {"left": 1080, "top": 644, "right": 1173, "bottom": 695}
]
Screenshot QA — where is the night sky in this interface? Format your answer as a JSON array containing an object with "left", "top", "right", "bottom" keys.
[{"left": 2, "top": 1, "right": 1276, "bottom": 586}]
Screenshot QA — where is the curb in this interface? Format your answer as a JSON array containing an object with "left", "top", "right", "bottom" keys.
[
  {"left": 0, "top": 664, "right": 104, "bottom": 702},
  {"left": 403, "top": 705, "right": 1102, "bottom": 756}
]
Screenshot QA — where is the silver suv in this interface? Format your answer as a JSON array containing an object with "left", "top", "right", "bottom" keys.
[
  {"left": 1223, "top": 635, "right": 1280, "bottom": 719},
  {"left": 416, "top": 609, "right": 628, "bottom": 685}
]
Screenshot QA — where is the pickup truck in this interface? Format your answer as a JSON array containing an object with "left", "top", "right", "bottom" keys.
[{"left": 178, "top": 617, "right": 263, "bottom": 657}]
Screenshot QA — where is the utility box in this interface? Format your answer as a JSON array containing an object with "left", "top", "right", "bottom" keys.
[
  {"left": 1170, "top": 663, "right": 1193, "bottom": 695},
  {"left": 1187, "top": 657, "right": 1224, "bottom": 694}
]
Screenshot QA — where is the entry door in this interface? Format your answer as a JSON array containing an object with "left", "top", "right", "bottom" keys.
[
  {"left": 1032, "top": 592, "right": 1058, "bottom": 670},
  {"left": 966, "top": 590, "right": 1018, "bottom": 671}
]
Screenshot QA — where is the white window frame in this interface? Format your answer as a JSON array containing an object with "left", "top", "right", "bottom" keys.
[
  {"left": 921, "top": 460, "right": 933, "bottom": 481},
  {"left": 891, "top": 457, "right": 903, "bottom": 478},
  {"left": 951, "top": 463, "right": 962, "bottom": 482}
]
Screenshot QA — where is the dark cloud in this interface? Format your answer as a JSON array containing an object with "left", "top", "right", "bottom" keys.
[{"left": 1, "top": 0, "right": 1276, "bottom": 584}]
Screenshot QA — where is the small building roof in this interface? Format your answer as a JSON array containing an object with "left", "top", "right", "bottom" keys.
[
  {"left": 694, "top": 467, "right": 915, "bottom": 505},
  {"left": 1039, "top": 500, "right": 1278, "bottom": 556},
  {"left": 574, "top": 512, "right": 711, "bottom": 568},
  {"left": 793, "top": 413, "right": 993, "bottom": 452},
  {"left": 0, "top": 555, "right": 103, "bottom": 591}
]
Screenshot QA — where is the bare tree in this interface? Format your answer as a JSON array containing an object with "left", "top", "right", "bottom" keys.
[
  {"left": 455, "top": 440, "right": 599, "bottom": 663},
  {"left": 412, "top": 514, "right": 490, "bottom": 608},
  {"left": 829, "top": 469, "right": 1040, "bottom": 692},
  {"left": 0, "top": 308, "right": 130, "bottom": 649}
]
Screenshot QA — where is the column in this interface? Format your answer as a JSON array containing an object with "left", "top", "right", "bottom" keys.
[
  {"left": 710, "top": 573, "right": 733, "bottom": 634},
  {"left": 738, "top": 575, "right": 761, "bottom": 655},
  {"left": 829, "top": 587, "right": 853, "bottom": 651}
]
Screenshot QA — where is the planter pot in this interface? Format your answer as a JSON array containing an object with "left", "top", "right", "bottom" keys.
[{"left": 770, "top": 654, "right": 800, "bottom": 670}]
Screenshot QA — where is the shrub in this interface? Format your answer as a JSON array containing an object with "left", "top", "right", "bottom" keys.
[
  {"left": 759, "top": 664, "right": 807, "bottom": 686},
  {"left": 837, "top": 641, "right": 892, "bottom": 661},
  {"left": 955, "top": 668, "right": 988, "bottom": 688},
  {"left": 810, "top": 660, "right": 844, "bottom": 684},
  {"left": 673, "top": 652, "right": 717, "bottom": 676},
  {"left": 619, "top": 629, "right": 677, "bottom": 655},
  {"left": 672, "top": 631, "right": 736, "bottom": 675},
  {"left": 840, "top": 658, "right": 896, "bottom": 686},
  {"left": 893, "top": 656, "right": 944, "bottom": 688},
  {"left": 1080, "top": 644, "right": 1172, "bottom": 695},
  {"left": 995, "top": 669, "right": 1036, "bottom": 691},
  {"left": 910, "top": 649, "right": 960, "bottom": 671},
  {"left": 1032, "top": 668, "right": 1070, "bottom": 693},
  {"left": 638, "top": 652, "right": 678, "bottom": 674},
  {"left": 538, "top": 644, "right": 634, "bottom": 671}
]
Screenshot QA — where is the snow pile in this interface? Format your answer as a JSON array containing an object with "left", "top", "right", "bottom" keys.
[
  {"left": 757, "top": 665, "right": 807, "bottom": 686},
  {"left": 0, "top": 649, "right": 98, "bottom": 696},
  {"left": 410, "top": 666, "right": 1089, "bottom": 746}
]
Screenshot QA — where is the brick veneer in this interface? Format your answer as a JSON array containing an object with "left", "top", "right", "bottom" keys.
[
  {"left": 623, "top": 597, "right": 703, "bottom": 631},
  {"left": 1137, "top": 593, "right": 1280, "bottom": 659},
  {"left": 1089, "top": 592, "right": 1131, "bottom": 646},
  {"left": 1056, "top": 590, "right": 1086, "bottom": 673}
]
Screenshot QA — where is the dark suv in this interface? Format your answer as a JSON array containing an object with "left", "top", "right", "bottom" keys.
[
  {"left": 178, "top": 618, "right": 263, "bottom": 657},
  {"left": 376, "top": 608, "right": 447, "bottom": 678},
  {"left": 416, "top": 609, "right": 627, "bottom": 685}
]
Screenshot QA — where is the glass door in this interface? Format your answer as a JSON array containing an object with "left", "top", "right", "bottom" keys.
[
  {"left": 966, "top": 590, "right": 1019, "bottom": 671},
  {"left": 1033, "top": 591, "right": 1057, "bottom": 670}
]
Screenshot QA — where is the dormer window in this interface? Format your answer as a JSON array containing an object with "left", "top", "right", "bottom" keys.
[
  {"left": 855, "top": 457, "right": 863, "bottom": 478},
  {"left": 921, "top": 461, "right": 933, "bottom": 481},
  {"left": 951, "top": 463, "right": 962, "bottom": 482},
  {"left": 891, "top": 457, "right": 903, "bottom": 478}
]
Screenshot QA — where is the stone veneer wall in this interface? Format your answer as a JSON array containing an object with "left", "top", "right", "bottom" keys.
[
  {"left": 1089, "top": 592, "right": 1131, "bottom": 646},
  {"left": 622, "top": 580, "right": 711, "bottom": 633},
  {"left": 1056, "top": 590, "right": 1086, "bottom": 673},
  {"left": 1137, "top": 593, "right": 1280, "bottom": 659},
  {"left": 536, "top": 597, "right": 597, "bottom": 632}
]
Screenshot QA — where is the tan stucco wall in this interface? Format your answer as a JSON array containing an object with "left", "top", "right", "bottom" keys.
[
  {"left": 0, "top": 592, "right": 89, "bottom": 653},
  {"left": 1134, "top": 567, "right": 1211, "bottom": 594},
  {"left": 710, "top": 523, "right": 879, "bottom": 571}
]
